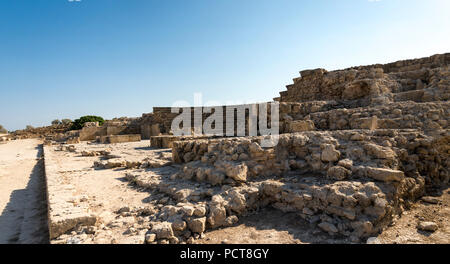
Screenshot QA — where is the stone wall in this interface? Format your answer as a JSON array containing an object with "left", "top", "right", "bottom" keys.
[
  {"left": 150, "top": 135, "right": 213, "bottom": 149},
  {"left": 172, "top": 130, "right": 449, "bottom": 185},
  {"left": 43, "top": 146, "right": 97, "bottom": 240},
  {"left": 278, "top": 101, "right": 450, "bottom": 133},
  {"left": 140, "top": 103, "right": 277, "bottom": 138},
  {"left": 78, "top": 120, "right": 141, "bottom": 142},
  {"left": 98, "top": 134, "right": 142, "bottom": 144},
  {"left": 308, "top": 101, "right": 449, "bottom": 131},
  {"left": 165, "top": 130, "right": 448, "bottom": 238},
  {"left": 277, "top": 53, "right": 450, "bottom": 104}
]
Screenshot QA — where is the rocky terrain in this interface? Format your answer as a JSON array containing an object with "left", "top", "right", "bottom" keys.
[{"left": 0, "top": 53, "right": 448, "bottom": 244}]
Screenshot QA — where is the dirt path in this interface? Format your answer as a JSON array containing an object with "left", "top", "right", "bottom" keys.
[
  {"left": 0, "top": 139, "right": 49, "bottom": 244},
  {"left": 196, "top": 208, "right": 350, "bottom": 244}
]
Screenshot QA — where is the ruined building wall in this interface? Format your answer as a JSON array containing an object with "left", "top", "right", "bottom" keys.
[
  {"left": 138, "top": 53, "right": 449, "bottom": 139},
  {"left": 277, "top": 53, "right": 450, "bottom": 105},
  {"left": 139, "top": 104, "right": 277, "bottom": 139}
]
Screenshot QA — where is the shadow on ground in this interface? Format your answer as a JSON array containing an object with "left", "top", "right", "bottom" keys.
[{"left": 0, "top": 145, "right": 49, "bottom": 244}]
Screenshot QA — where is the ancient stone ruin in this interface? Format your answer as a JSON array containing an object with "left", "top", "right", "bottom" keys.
[{"left": 27, "top": 53, "right": 449, "bottom": 244}]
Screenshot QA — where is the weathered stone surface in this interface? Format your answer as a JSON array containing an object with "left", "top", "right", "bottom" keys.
[
  {"left": 327, "top": 166, "right": 351, "bottom": 180},
  {"left": 151, "top": 222, "right": 174, "bottom": 239},
  {"left": 417, "top": 221, "right": 438, "bottom": 232},
  {"left": 224, "top": 162, "right": 248, "bottom": 182},
  {"left": 365, "top": 167, "right": 405, "bottom": 182},
  {"left": 171, "top": 219, "right": 187, "bottom": 232},
  {"left": 289, "top": 120, "right": 315, "bottom": 132},
  {"left": 207, "top": 205, "right": 227, "bottom": 228},
  {"left": 187, "top": 217, "right": 206, "bottom": 233},
  {"left": 421, "top": 196, "right": 440, "bottom": 204},
  {"left": 318, "top": 222, "right": 338, "bottom": 233},
  {"left": 44, "top": 146, "right": 97, "bottom": 240},
  {"left": 99, "top": 134, "right": 141, "bottom": 144},
  {"left": 145, "top": 233, "right": 156, "bottom": 243},
  {"left": 321, "top": 144, "right": 340, "bottom": 162}
]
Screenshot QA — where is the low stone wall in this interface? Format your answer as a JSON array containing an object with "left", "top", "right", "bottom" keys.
[
  {"left": 79, "top": 126, "right": 105, "bottom": 141},
  {"left": 98, "top": 134, "right": 141, "bottom": 144},
  {"left": 79, "top": 122, "right": 141, "bottom": 142},
  {"left": 43, "top": 146, "right": 97, "bottom": 240},
  {"left": 172, "top": 130, "right": 449, "bottom": 185},
  {"left": 307, "top": 101, "right": 449, "bottom": 131},
  {"left": 150, "top": 135, "right": 212, "bottom": 149},
  {"left": 142, "top": 103, "right": 279, "bottom": 138},
  {"left": 141, "top": 99, "right": 450, "bottom": 138},
  {"left": 165, "top": 129, "right": 448, "bottom": 239},
  {"left": 125, "top": 171, "right": 391, "bottom": 241}
]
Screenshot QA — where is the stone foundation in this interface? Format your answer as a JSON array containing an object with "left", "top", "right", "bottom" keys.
[
  {"left": 43, "top": 146, "right": 97, "bottom": 240},
  {"left": 98, "top": 134, "right": 141, "bottom": 144}
]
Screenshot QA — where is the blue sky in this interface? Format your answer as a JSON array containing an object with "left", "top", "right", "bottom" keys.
[{"left": 0, "top": 0, "right": 449, "bottom": 131}]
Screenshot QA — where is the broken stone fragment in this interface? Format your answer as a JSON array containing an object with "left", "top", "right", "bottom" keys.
[
  {"left": 206, "top": 170, "right": 225, "bottom": 185},
  {"left": 187, "top": 217, "right": 206, "bottom": 233},
  {"left": 363, "top": 143, "right": 396, "bottom": 160},
  {"left": 171, "top": 219, "right": 187, "bottom": 232},
  {"left": 144, "top": 233, "right": 156, "bottom": 243},
  {"left": 337, "top": 159, "right": 353, "bottom": 169},
  {"left": 117, "top": 206, "right": 130, "bottom": 214},
  {"left": 417, "top": 221, "right": 438, "bottom": 232},
  {"left": 224, "top": 215, "right": 239, "bottom": 226},
  {"left": 321, "top": 144, "right": 340, "bottom": 162},
  {"left": 326, "top": 206, "right": 356, "bottom": 220},
  {"left": 151, "top": 222, "right": 174, "bottom": 239},
  {"left": 302, "top": 207, "right": 314, "bottom": 215},
  {"left": 358, "top": 116, "right": 378, "bottom": 130},
  {"left": 249, "top": 142, "right": 264, "bottom": 155},
  {"left": 327, "top": 166, "right": 351, "bottom": 180},
  {"left": 224, "top": 162, "right": 248, "bottom": 182},
  {"left": 318, "top": 222, "right": 338, "bottom": 234},
  {"left": 207, "top": 205, "right": 227, "bottom": 228},
  {"left": 365, "top": 167, "right": 405, "bottom": 182},
  {"left": 262, "top": 180, "right": 284, "bottom": 196},
  {"left": 366, "top": 237, "right": 381, "bottom": 244},
  {"left": 421, "top": 196, "right": 439, "bottom": 204},
  {"left": 289, "top": 120, "right": 316, "bottom": 132},
  {"left": 193, "top": 206, "right": 207, "bottom": 217}
]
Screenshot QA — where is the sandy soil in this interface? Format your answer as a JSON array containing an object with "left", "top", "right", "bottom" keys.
[
  {"left": 196, "top": 208, "right": 352, "bottom": 244},
  {"left": 376, "top": 187, "right": 450, "bottom": 244},
  {"left": 0, "top": 139, "right": 49, "bottom": 244},
  {"left": 48, "top": 140, "right": 165, "bottom": 244}
]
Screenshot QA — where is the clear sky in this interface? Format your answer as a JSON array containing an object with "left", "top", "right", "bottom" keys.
[{"left": 0, "top": 0, "right": 449, "bottom": 131}]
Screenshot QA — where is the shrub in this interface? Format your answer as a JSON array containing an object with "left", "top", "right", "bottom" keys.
[
  {"left": 52, "top": 119, "right": 61, "bottom": 125},
  {"left": 61, "top": 119, "right": 73, "bottom": 125},
  {"left": 26, "top": 125, "right": 35, "bottom": 130},
  {"left": 70, "top": 116, "right": 105, "bottom": 130},
  {"left": 0, "top": 125, "right": 7, "bottom": 134}
]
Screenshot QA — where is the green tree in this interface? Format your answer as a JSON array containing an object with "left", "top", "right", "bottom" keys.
[
  {"left": 70, "top": 116, "right": 105, "bottom": 130},
  {"left": 26, "top": 125, "right": 35, "bottom": 130}
]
